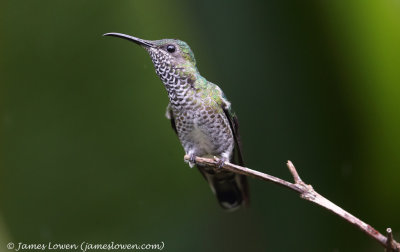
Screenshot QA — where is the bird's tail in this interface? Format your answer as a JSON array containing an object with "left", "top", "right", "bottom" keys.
[{"left": 198, "top": 166, "right": 249, "bottom": 211}]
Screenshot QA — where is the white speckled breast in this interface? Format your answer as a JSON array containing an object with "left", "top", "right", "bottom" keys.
[{"left": 147, "top": 47, "right": 234, "bottom": 160}]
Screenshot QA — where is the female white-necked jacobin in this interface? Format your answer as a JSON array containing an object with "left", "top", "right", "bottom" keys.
[{"left": 104, "top": 32, "right": 249, "bottom": 211}]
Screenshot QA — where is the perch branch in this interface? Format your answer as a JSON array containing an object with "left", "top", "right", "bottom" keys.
[{"left": 183, "top": 155, "right": 400, "bottom": 251}]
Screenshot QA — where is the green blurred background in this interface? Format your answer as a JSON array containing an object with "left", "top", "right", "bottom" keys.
[{"left": 1, "top": 1, "right": 400, "bottom": 251}]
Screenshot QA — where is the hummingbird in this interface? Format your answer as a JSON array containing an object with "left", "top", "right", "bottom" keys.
[{"left": 104, "top": 32, "right": 249, "bottom": 210}]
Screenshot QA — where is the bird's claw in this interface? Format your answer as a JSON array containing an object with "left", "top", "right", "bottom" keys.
[
  {"left": 214, "top": 157, "right": 227, "bottom": 169},
  {"left": 186, "top": 154, "right": 196, "bottom": 168},
  {"left": 189, "top": 154, "right": 196, "bottom": 164}
]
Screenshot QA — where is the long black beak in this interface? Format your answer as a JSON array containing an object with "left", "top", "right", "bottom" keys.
[{"left": 103, "top": 32, "right": 154, "bottom": 47}]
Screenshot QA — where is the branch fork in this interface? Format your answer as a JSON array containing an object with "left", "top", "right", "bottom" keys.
[{"left": 183, "top": 155, "right": 400, "bottom": 251}]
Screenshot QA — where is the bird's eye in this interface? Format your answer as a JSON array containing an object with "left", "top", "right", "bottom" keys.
[{"left": 166, "top": 45, "right": 176, "bottom": 53}]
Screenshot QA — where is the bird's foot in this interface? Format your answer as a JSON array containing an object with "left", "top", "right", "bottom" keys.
[
  {"left": 186, "top": 153, "right": 196, "bottom": 168},
  {"left": 189, "top": 154, "right": 196, "bottom": 163},
  {"left": 214, "top": 156, "right": 227, "bottom": 169}
]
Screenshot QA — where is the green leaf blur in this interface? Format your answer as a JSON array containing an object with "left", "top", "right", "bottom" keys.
[{"left": 1, "top": 1, "right": 399, "bottom": 251}]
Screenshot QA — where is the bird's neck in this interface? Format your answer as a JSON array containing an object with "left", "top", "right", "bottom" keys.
[
  {"left": 157, "top": 65, "right": 199, "bottom": 110},
  {"left": 156, "top": 66, "right": 200, "bottom": 94}
]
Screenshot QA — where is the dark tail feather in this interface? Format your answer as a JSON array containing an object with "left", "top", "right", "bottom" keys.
[
  {"left": 214, "top": 175, "right": 248, "bottom": 210},
  {"left": 198, "top": 166, "right": 249, "bottom": 211}
]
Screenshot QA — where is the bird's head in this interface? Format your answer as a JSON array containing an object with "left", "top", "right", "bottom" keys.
[{"left": 104, "top": 33, "right": 197, "bottom": 79}]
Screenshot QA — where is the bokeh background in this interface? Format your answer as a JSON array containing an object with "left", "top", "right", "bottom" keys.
[{"left": 1, "top": 1, "right": 400, "bottom": 251}]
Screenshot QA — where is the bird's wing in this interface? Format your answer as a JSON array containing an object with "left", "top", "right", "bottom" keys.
[
  {"left": 223, "top": 106, "right": 244, "bottom": 166},
  {"left": 222, "top": 102, "right": 249, "bottom": 206},
  {"left": 216, "top": 86, "right": 244, "bottom": 166},
  {"left": 165, "top": 103, "right": 178, "bottom": 135}
]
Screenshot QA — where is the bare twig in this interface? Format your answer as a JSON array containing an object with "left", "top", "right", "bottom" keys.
[
  {"left": 387, "top": 228, "right": 397, "bottom": 252},
  {"left": 184, "top": 155, "right": 400, "bottom": 251}
]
